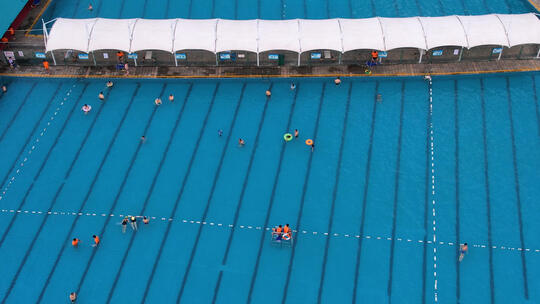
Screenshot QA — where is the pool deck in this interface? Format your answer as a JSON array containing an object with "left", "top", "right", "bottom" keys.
[{"left": 1, "top": 58, "right": 540, "bottom": 79}]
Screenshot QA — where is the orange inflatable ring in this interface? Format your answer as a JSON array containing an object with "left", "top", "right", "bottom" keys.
[{"left": 305, "top": 139, "right": 313, "bottom": 146}]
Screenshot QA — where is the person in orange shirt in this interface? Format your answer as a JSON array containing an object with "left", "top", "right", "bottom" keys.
[
  {"left": 42, "top": 60, "right": 50, "bottom": 72},
  {"left": 371, "top": 50, "right": 379, "bottom": 62},
  {"left": 92, "top": 235, "right": 100, "bottom": 247},
  {"left": 72, "top": 238, "right": 80, "bottom": 247},
  {"left": 272, "top": 225, "right": 283, "bottom": 241}
]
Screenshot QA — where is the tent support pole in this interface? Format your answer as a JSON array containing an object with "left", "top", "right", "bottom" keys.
[
  {"left": 134, "top": 57, "right": 138, "bottom": 67},
  {"left": 498, "top": 47, "right": 503, "bottom": 60},
  {"left": 338, "top": 53, "right": 342, "bottom": 64},
  {"left": 92, "top": 52, "right": 97, "bottom": 66},
  {"left": 537, "top": 46, "right": 540, "bottom": 58},
  {"left": 51, "top": 50, "right": 57, "bottom": 66},
  {"left": 418, "top": 49, "right": 423, "bottom": 63},
  {"left": 297, "top": 53, "right": 300, "bottom": 66},
  {"left": 257, "top": 53, "right": 259, "bottom": 66},
  {"left": 174, "top": 53, "right": 178, "bottom": 66},
  {"left": 458, "top": 47, "right": 463, "bottom": 61},
  {"left": 215, "top": 53, "right": 218, "bottom": 66}
]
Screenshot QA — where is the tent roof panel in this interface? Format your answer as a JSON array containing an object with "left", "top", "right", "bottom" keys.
[
  {"left": 46, "top": 18, "right": 96, "bottom": 52},
  {"left": 339, "top": 18, "right": 385, "bottom": 52},
  {"left": 174, "top": 19, "right": 217, "bottom": 52},
  {"left": 215, "top": 19, "right": 258, "bottom": 53},
  {"left": 130, "top": 19, "right": 176, "bottom": 53},
  {"left": 88, "top": 18, "right": 136, "bottom": 52},
  {"left": 419, "top": 16, "right": 468, "bottom": 49},
  {"left": 458, "top": 15, "right": 509, "bottom": 48},
  {"left": 379, "top": 17, "right": 426, "bottom": 50},
  {"left": 258, "top": 19, "right": 300, "bottom": 53},
  {"left": 496, "top": 13, "right": 540, "bottom": 47},
  {"left": 299, "top": 19, "right": 342, "bottom": 52}
]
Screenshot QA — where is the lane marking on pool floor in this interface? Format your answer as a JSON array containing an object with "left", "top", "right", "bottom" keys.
[
  {"left": 0, "top": 83, "right": 77, "bottom": 202},
  {"left": 428, "top": 76, "right": 438, "bottom": 303},
  {"left": 1, "top": 208, "right": 540, "bottom": 255}
]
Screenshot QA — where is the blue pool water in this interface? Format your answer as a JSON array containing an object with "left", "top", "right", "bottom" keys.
[
  {"left": 37, "top": 0, "right": 537, "bottom": 24},
  {"left": 0, "top": 74, "right": 538, "bottom": 303}
]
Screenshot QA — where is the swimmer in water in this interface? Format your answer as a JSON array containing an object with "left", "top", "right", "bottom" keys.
[
  {"left": 239, "top": 138, "right": 245, "bottom": 147},
  {"left": 334, "top": 77, "right": 341, "bottom": 86},
  {"left": 88, "top": 3, "right": 93, "bottom": 11},
  {"left": 70, "top": 292, "right": 77, "bottom": 303},
  {"left": 72, "top": 238, "right": 80, "bottom": 247},
  {"left": 265, "top": 90, "right": 271, "bottom": 98},
  {"left": 154, "top": 98, "right": 162, "bottom": 106},
  {"left": 290, "top": 83, "right": 296, "bottom": 90},
  {"left": 98, "top": 92, "right": 104, "bottom": 100},
  {"left": 169, "top": 94, "right": 174, "bottom": 102},
  {"left": 130, "top": 216, "right": 138, "bottom": 231},
  {"left": 218, "top": 129, "right": 223, "bottom": 137},
  {"left": 81, "top": 104, "right": 92, "bottom": 115},
  {"left": 294, "top": 129, "right": 299, "bottom": 138},
  {"left": 106, "top": 81, "right": 113, "bottom": 88},
  {"left": 140, "top": 135, "right": 146, "bottom": 143},
  {"left": 143, "top": 216, "right": 149, "bottom": 224},
  {"left": 92, "top": 235, "right": 100, "bottom": 247},
  {"left": 459, "top": 243, "right": 468, "bottom": 262},
  {"left": 311, "top": 143, "right": 315, "bottom": 152},
  {"left": 1, "top": 85, "right": 7, "bottom": 93},
  {"left": 121, "top": 217, "right": 128, "bottom": 233}
]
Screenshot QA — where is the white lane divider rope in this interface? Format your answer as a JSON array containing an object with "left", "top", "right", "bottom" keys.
[
  {"left": 1, "top": 208, "right": 539, "bottom": 254},
  {"left": 0, "top": 84, "right": 77, "bottom": 201},
  {"left": 427, "top": 75, "right": 438, "bottom": 303}
]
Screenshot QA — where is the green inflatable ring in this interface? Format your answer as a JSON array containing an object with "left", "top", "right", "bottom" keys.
[{"left": 284, "top": 133, "right": 293, "bottom": 141}]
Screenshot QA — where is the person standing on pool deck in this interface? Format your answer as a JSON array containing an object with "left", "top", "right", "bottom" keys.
[
  {"left": 459, "top": 243, "right": 468, "bottom": 262},
  {"left": 218, "top": 129, "right": 223, "bottom": 137},
  {"left": 92, "top": 235, "right": 100, "bottom": 247},
  {"left": 239, "top": 138, "right": 245, "bottom": 147},
  {"left": 72, "top": 238, "right": 80, "bottom": 248},
  {"left": 294, "top": 129, "right": 299, "bottom": 138},
  {"left": 121, "top": 217, "right": 128, "bottom": 234},
  {"left": 42, "top": 60, "right": 50, "bottom": 73},
  {"left": 124, "top": 62, "right": 129, "bottom": 75},
  {"left": 130, "top": 216, "right": 138, "bottom": 231},
  {"left": 69, "top": 292, "right": 77, "bottom": 303},
  {"left": 169, "top": 94, "right": 174, "bottom": 103}
]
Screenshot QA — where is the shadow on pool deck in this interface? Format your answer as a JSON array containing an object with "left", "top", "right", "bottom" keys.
[{"left": 1, "top": 58, "right": 540, "bottom": 79}]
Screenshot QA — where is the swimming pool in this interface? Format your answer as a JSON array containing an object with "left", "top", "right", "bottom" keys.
[
  {"left": 36, "top": 0, "right": 536, "bottom": 26},
  {"left": 0, "top": 74, "right": 538, "bottom": 303}
]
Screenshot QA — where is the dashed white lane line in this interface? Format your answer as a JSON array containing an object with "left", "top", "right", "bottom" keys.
[
  {"left": 1, "top": 208, "right": 539, "bottom": 254},
  {"left": 428, "top": 76, "right": 438, "bottom": 303},
  {"left": 0, "top": 85, "right": 76, "bottom": 201}
]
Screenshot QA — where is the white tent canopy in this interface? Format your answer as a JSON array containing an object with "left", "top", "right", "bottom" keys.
[
  {"left": 340, "top": 18, "right": 385, "bottom": 52},
  {"left": 173, "top": 19, "right": 217, "bottom": 53},
  {"left": 419, "top": 16, "right": 468, "bottom": 49},
  {"left": 258, "top": 19, "right": 300, "bottom": 53},
  {"left": 88, "top": 18, "right": 136, "bottom": 52},
  {"left": 216, "top": 19, "right": 258, "bottom": 53},
  {"left": 131, "top": 19, "right": 176, "bottom": 53},
  {"left": 45, "top": 14, "right": 540, "bottom": 55}
]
